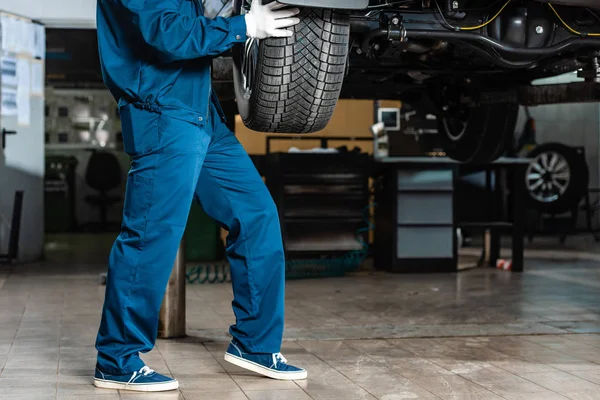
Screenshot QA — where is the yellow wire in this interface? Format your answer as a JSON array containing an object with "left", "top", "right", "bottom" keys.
[
  {"left": 458, "top": 0, "right": 512, "bottom": 31},
  {"left": 548, "top": 3, "right": 600, "bottom": 37}
]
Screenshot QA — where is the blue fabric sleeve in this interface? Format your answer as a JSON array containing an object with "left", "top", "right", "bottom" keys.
[{"left": 117, "top": 0, "right": 247, "bottom": 62}]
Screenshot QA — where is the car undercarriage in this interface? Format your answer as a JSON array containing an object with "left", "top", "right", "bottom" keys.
[
  {"left": 341, "top": 0, "right": 600, "bottom": 97},
  {"left": 226, "top": 0, "right": 600, "bottom": 162}
]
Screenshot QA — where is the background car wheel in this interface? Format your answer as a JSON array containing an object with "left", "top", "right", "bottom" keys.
[
  {"left": 437, "top": 104, "right": 519, "bottom": 164},
  {"left": 233, "top": 1, "right": 350, "bottom": 133},
  {"left": 525, "top": 143, "right": 589, "bottom": 214}
]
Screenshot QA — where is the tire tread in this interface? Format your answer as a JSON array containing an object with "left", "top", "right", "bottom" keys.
[{"left": 244, "top": 9, "right": 350, "bottom": 133}]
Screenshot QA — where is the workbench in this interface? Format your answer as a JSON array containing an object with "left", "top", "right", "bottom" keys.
[{"left": 373, "top": 157, "right": 531, "bottom": 273}]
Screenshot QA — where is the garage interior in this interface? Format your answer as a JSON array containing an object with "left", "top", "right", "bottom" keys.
[{"left": 1, "top": 1, "right": 600, "bottom": 399}]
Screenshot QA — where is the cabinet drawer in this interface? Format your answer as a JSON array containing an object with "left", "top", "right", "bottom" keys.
[
  {"left": 397, "top": 193, "right": 453, "bottom": 224},
  {"left": 396, "top": 227, "right": 454, "bottom": 258},
  {"left": 397, "top": 170, "right": 453, "bottom": 191}
]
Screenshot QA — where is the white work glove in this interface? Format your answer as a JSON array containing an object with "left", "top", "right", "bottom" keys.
[{"left": 245, "top": 0, "right": 301, "bottom": 39}]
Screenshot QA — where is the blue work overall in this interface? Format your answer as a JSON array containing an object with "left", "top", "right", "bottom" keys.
[{"left": 95, "top": 0, "right": 285, "bottom": 375}]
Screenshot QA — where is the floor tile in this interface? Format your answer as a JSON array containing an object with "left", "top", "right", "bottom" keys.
[
  {"left": 342, "top": 369, "right": 438, "bottom": 399},
  {"left": 500, "top": 393, "right": 569, "bottom": 400},
  {"left": 119, "top": 392, "right": 185, "bottom": 400},
  {"left": 568, "top": 367, "right": 600, "bottom": 385},
  {"left": 549, "top": 360, "right": 600, "bottom": 371},
  {"left": 0, "top": 387, "right": 57, "bottom": 397},
  {"left": 57, "top": 395, "right": 120, "bottom": 400},
  {"left": 4, "top": 358, "right": 59, "bottom": 369},
  {"left": 387, "top": 357, "right": 454, "bottom": 377},
  {"left": 478, "top": 381, "right": 551, "bottom": 395},
  {"left": 57, "top": 383, "right": 111, "bottom": 396},
  {"left": 0, "top": 367, "right": 57, "bottom": 377},
  {"left": 245, "top": 390, "right": 311, "bottom": 400},
  {"left": 232, "top": 376, "right": 300, "bottom": 391},
  {"left": 408, "top": 375, "right": 489, "bottom": 396},
  {"left": 0, "top": 376, "right": 57, "bottom": 391},
  {"left": 566, "top": 392, "right": 600, "bottom": 400},
  {"left": 176, "top": 374, "right": 241, "bottom": 392},
  {"left": 306, "top": 385, "right": 377, "bottom": 400},
  {"left": 489, "top": 360, "right": 558, "bottom": 375},
  {"left": 58, "top": 368, "right": 92, "bottom": 377},
  {"left": 439, "top": 393, "right": 505, "bottom": 400},
  {"left": 182, "top": 391, "right": 248, "bottom": 400},
  {"left": 519, "top": 371, "right": 600, "bottom": 394}
]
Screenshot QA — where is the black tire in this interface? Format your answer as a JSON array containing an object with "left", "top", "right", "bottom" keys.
[
  {"left": 233, "top": 4, "right": 350, "bottom": 133},
  {"left": 437, "top": 104, "right": 519, "bottom": 164},
  {"left": 525, "top": 143, "right": 589, "bottom": 214}
]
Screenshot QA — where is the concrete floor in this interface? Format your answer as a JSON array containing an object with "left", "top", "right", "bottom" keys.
[{"left": 1, "top": 237, "right": 600, "bottom": 399}]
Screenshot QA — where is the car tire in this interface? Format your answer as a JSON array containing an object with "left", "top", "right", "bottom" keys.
[
  {"left": 437, "top": 104, "right": 519, "bottom": 164},
  {"left": 525, "top": 143, "right": 589, "bottom": 214},
  {"left": 233, "top": 2, "right": 350, "bottom": 133}
]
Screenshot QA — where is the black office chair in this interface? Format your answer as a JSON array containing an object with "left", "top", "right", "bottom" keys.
[
  {"left": 0, "top": 191, "right": 24, "bottom": 264},
  {"left": 84, "top": 151, "right": 122, "bottom": 231}
]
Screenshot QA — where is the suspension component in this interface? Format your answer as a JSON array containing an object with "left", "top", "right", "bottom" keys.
[
  {"left": 577, "top": 51, "right": 600, "bottom": 83},
  {"left": 360, "top": 17, "right": 406, "bottom": 56}
]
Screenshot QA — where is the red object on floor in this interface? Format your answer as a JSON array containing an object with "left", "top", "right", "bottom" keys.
[{"left": 496, "top": 259, "right": 513, "bottom": 271}]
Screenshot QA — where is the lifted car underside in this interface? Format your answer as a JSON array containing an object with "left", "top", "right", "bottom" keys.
[
  {"left": 332, "top": 0, "right": 600, "bottom": 99},
  {"left": 227, "top": 0, "right": 600, "bottom": 162}
]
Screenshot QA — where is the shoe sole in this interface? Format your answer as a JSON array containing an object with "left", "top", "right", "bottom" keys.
[
  {"left": 224, "top": 353, "right": 308, "bottom": 380},
  {"left": 94, "top": 378, "right": 179, "bottom": 392}
]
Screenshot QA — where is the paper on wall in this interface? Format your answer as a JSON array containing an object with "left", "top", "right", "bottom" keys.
[
  {"left": 16, "top": 19, "right": 26, "bottom": 54},
  {"left": 1, "top": 87, "right": 17, "bottom": 116},
  {"left": 1, "top": 15, "right": 14, "bottom": 52},
  {"left": 27, "top": 23, "right": 37, "bottom": 57},
  {"left": 30, "top": 60, "right": 44, "bottom": 95},
  {"left": 16, "top": 57, "right": 30, "bottom": 126},
  {"left": 34, "top": 24, "right": 45, "bottom": 59},
  {"left": 1, "top": 54, "right": 18, "bottom": 87},
  {"left": 0, "top": 15, "right": 9, "bottom": 51},
  {"left": 0, "top": 16, "right": 36, "bottom": 56},
  {"left": 5, "top": 16, "right": 19, "bottom": 52},
  {"left": 0, "top": 15, "right": 5, "bottom": 51}
]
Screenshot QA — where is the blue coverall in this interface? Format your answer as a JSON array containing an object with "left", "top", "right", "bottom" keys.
[{"left": 95, "top": 0, "right": 286, "bottom": 375}]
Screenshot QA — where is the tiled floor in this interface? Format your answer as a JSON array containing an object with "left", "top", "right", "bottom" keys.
[{"left": 1, "top": 237, "right": 600, "bottom": 399}]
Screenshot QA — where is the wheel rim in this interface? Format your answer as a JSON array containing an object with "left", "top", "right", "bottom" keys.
[
  {"left": 526, "top": 151, "right": 571, "bottom": 203},
  {"left": 242, "top": 38, "right": 259, "bottom": 98},
  {"left": 441, "top": 106, "right": 470, "bottom": 142},
  {"left": 238, "top": 1, "right": 259, "bottom": 99}
]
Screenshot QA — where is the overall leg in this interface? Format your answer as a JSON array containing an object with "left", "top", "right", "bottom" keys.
[
  {"left": 96, "top": 106, "right": 210, "bottom": 375},
  {"left": 195, "top": 113, "right": 285, "bottom": 354}
]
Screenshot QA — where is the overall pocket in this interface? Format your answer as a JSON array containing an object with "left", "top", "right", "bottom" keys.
[
  {"left": 123, "top": 173, "right": 155, "bottom": 230},
  {"left": 119, "top": 103, "right": 161, "bottom": 157}
]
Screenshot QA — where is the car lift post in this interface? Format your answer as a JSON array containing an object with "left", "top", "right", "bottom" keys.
[{"left": 158, "top": 240, "right": 187, "bottom": 339}]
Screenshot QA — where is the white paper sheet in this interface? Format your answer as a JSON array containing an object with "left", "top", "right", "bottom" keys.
[
  {"left": 16, "top": 19, "right": 26, "bottom": 54},
  {"left": 0, "top": 15, "right": 9, "bottom": 51},
  {"left": 27, "top": 23, "right": 36, "bottom": 57},
  {"left": 5, "top": 16, "right": 18, "bottom": 52},
  {"left": 1, "top": 55, "right": 18, "bottom": 87},
  {"left": 1, "top": 87, "right": 17, "bottom": 116},
  {"left": 30, "top": 60, "right": 44, "bottom": 95},
  {"left": 34, "top": 24, "right": 45, "bottom": 59},
  {"left": 16, "top": 57, "right": 30, "bottom": 125}
]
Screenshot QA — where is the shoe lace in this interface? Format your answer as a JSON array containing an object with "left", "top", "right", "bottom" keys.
[
  {"left": 273, "top": 353, "right": 288, "bottom": 367},
  {"left": 127, "top": 366, "right": 155, "bottom": 385},
  {"left": 139, "top": 366, "right": 155, "bottom": 376}
]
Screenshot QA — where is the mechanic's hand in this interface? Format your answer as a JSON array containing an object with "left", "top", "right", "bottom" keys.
[{"left": 245, "top": 0, "right": 301, "bottom": 39}]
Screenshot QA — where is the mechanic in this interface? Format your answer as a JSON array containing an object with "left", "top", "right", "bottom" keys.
[{"left": 93, "top": 0, "right": 306, "bottom": 392}]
